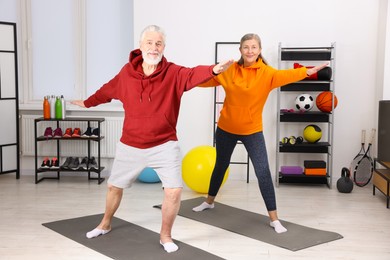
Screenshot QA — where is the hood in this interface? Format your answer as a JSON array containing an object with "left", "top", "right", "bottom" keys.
[
  {"left": 127, "top": 49, "right": 169, "bottom": 102},
  {"left": 233, "top": 58, "right": 265, "bottom": 88}
]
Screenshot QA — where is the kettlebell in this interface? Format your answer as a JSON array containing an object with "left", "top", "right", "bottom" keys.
[{"left": 337, "top": 167, "right": 354, "bottom": 193}]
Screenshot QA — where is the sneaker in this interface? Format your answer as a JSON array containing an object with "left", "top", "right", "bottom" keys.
[
  {"left": 63, "top": 128, "right": 72, "bottom": 138},
  {"left": 91, "top": 128, "right": 100, "bottom": 138},
  {"left": 69, "top": 157, "right": 80, "bottom": 170},
  {"left": 89, "top": 157, "right": 98, "bottom": 170},
  {"left": 40, "top": 157, "right": 51, "bottom": 168},
  {"left": 79, "top": 157, "right": 88, "bottom": 170},
  {"left": 81, "top": 127, "right": 92, "bottom": 138},
  {"left": 61, "top": 157, "right": 73, "bottom": 169},
  {"left": 53, "top": 128, "right": 63, "bottom": 138},
  {"left": 72, "top": 128, "right": 81, "bottom": 138},
  {"left": 44, "top": 127, "right": 53, "bottom": 138},
  {"left": 51, "top": 157, "right": 60, "bottom": 169}
]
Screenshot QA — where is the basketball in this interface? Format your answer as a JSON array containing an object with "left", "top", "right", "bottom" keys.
[
  {"left": 303, "top": 124, "right": 322, "bottom": 143},
  {"left": 316, "top": 91, "right": 338, "bottom": 113}
]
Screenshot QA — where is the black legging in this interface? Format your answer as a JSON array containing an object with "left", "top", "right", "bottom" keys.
[{"left": 208, "top": 127, "right": 277, "bottom": 211}]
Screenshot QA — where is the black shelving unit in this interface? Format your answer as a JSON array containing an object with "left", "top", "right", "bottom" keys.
[
  {"left": 34, "top": 117, "right": 105, "bottom": 184},
  {"left": 0, "top": 22, "right": 20, "bottom": 179},
  {"left": 276, "top": 43, "right": 336, "bottom": 188},
  {"left": 214, "top": 42, "right": 250, "bottom": 183}
]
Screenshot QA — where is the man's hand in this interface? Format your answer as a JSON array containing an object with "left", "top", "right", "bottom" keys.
[{"left": 71, "top": 100, "right": 86, "bottom": 108}]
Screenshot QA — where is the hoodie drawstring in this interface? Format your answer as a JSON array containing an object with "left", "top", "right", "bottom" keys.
[{"left": 140, "top": 78, "right": 153, "bottom": 102}]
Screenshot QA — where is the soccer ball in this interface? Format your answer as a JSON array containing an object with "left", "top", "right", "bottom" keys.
[{"left": 295, "top": 94, "right": 314, "bottom": 111}]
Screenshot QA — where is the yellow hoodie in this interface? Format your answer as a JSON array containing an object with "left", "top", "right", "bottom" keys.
[{"left": 199, "top": 59, "right": 307, "bottom": 135}]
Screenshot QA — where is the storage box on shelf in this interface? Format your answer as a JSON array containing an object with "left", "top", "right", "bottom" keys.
[
  {"left": 34, "top": 117, "right": 105, "bottom": 184},
  {"left": 276, "top": 43, "right": 336, "bottom": 188},
  {"left": 373, "top": 159, "right": 390, "bottom": 208}
]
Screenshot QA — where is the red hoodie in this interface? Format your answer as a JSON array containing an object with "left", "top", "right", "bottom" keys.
[{"left": 84, "top": 49, "right": 216, "bottom": 149}]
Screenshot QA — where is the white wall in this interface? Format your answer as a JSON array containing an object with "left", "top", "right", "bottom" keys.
[
  {"left": 1, "top": 0, "right": 388, "bottom": 184},
  {"left": 134, "top": 0, "right": 384, "bottom": 182},
  {"left": 382, "top": 0, "right": 390, "bottom": 100}
]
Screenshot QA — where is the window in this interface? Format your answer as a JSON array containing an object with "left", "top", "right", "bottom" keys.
[
  {"left": 20, "top": 0, "right": 133, "bottom": 109},
  {"left": 30, "top": 0, "right": 75, "bottom": 100}
]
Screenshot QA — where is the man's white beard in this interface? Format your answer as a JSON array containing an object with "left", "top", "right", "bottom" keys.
[{"left": 142, "top": 52, "right": 162, "bottom": 65}]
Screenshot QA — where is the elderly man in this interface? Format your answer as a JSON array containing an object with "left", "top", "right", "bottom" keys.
[{"left": 71, "top": 25, "right": 233, "bottom": 253}]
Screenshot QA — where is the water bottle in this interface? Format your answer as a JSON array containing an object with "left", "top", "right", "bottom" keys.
[
  {"left": 43, "top": 96, "right": 50, "bottom": 119},
  {"left": 60, "top": 95, "right": 66, "bottom": 119},
  {"left": 50, "top": 95, "right": 56, "bottom": 119},
  {"left": 55, "top": 96, "right": 62, "bottom": 119}
]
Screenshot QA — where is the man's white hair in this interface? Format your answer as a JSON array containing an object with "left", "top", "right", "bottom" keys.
[{"left": 139, "top": 25, "right": 166, "bottom": 45}]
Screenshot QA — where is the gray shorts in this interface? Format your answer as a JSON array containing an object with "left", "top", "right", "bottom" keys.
[{"left": 108, "top": 141, "right": 183, "bottom": 189}]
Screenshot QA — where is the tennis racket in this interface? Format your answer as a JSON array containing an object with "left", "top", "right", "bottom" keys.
[
  {"left": 353, "top": 128, "right": 376, "bottom": 187},
  {"left": 350, "top": 130, "right": 366, "bottom": 173}
]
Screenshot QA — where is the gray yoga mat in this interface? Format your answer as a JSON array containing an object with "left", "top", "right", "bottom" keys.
[
  {"left": 154, "top": 197, "right": 343, "bottom": 251},
  {"left": 42, "top": 214, "right": 224, "bottom": 260}
]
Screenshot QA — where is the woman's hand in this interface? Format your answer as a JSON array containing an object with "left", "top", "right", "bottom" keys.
[
  {"left": 213, "top": 59, "right": 235, "bottom": 74},
  {"left": 306, "top": 62, "right": 329, "bottom": 76}
]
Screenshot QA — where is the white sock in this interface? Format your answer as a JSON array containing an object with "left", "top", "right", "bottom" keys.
[
  {"left": 192, "top": 202, "right": 215, "bottom": 212},
  {"left": 270, "top": 220, "right": 287, "bottom": 233},
  {"left": 160, "top": 241, "right": 179, "bottom": 253},
  {"left": 86, "top": 228, "right": 111, "bottom": 238}
]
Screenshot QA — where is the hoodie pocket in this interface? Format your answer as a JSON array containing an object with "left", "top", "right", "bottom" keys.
[
  {"left": 220, "top": 104, "right": 254, "bottom": 126},
  {"left": 125, "top": 114, "right": 175, "bottom": 142}
]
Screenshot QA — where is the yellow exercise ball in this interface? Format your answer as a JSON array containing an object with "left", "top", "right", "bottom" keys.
[{"left": 182, "top": 145, "right": 229, "bottom": 194}]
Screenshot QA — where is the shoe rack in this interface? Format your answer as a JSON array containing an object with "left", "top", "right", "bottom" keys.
[{"left": 34, "top": 117, "right": 105, "bottom": 184}]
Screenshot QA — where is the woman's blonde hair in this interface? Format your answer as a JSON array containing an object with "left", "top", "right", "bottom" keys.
[{"left": 237, "top": 33, "right": 268, "bottom": 65}]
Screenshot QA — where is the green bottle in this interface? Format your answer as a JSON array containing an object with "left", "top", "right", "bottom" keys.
[{"left": 55, "top": 96, "right": 62, "bottom": 119}]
